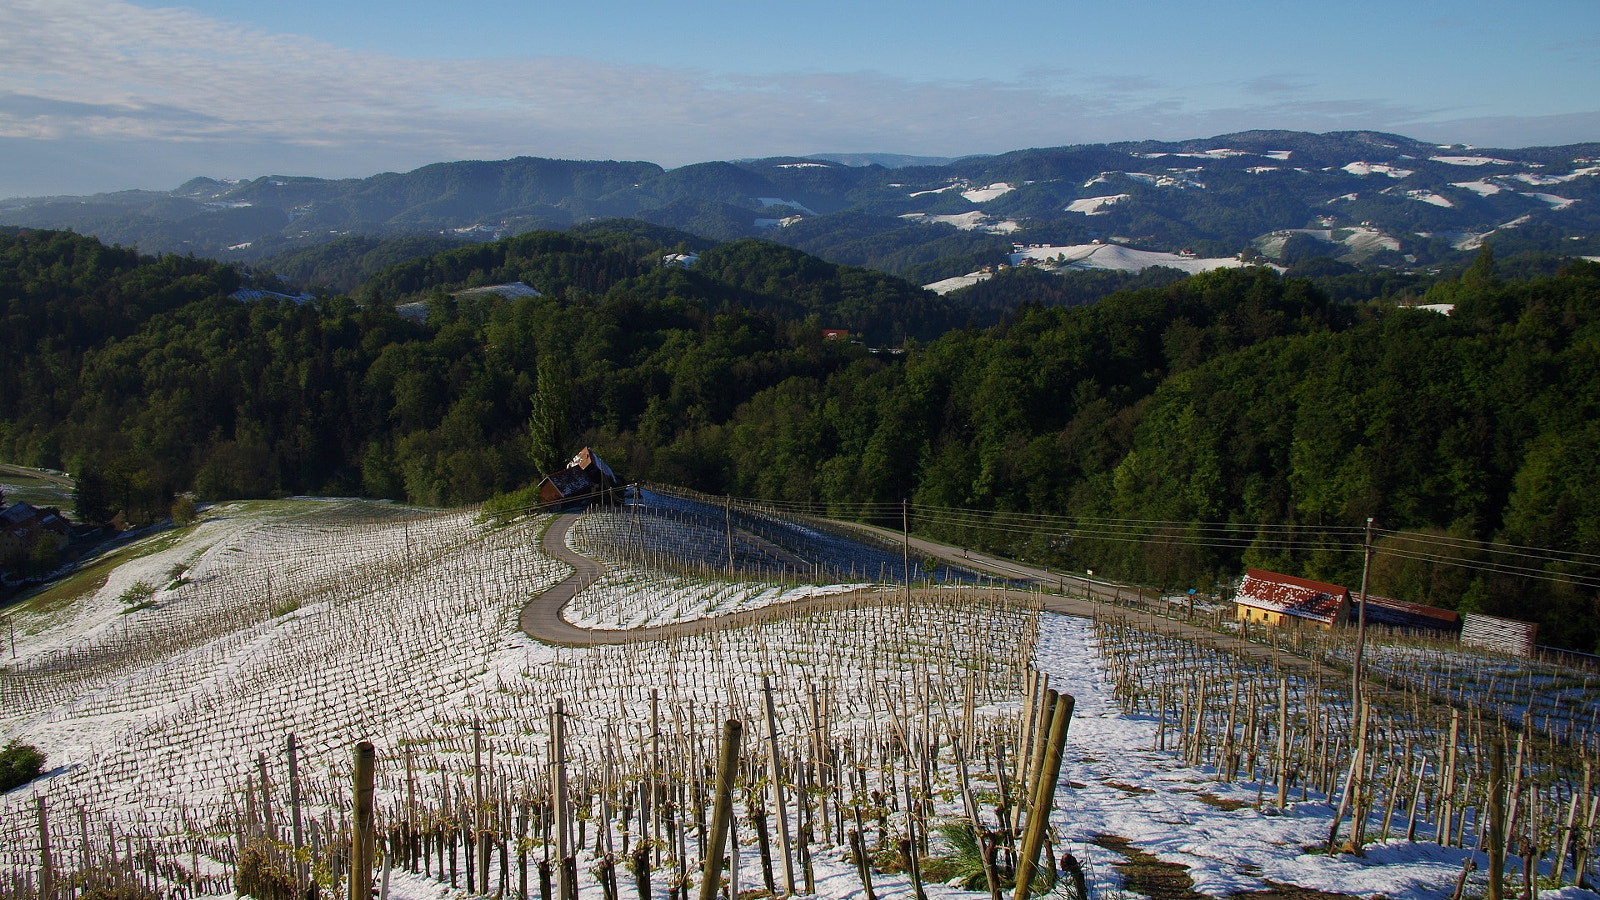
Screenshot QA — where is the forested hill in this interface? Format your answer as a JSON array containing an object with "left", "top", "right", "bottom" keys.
[
  {"left": 4, "top": 130, "right": 1597, "bottom": 284},
  {"left": 3, "top": 226, "right": 1599, "bottom": 647}
]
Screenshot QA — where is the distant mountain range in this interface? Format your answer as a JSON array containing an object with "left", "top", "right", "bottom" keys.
[{"left": 3, "top": 130, "right": 1596, "bottom": 285}]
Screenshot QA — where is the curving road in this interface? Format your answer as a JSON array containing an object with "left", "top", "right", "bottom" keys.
[
  {"left": 519, "top": 514, "right": 947, "bottom": 647},
  {"left": 516, "top": 512, "right": 1357, "bottom": 688}
]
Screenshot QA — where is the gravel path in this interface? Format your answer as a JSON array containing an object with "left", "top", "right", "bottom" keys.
[{"left": 517, "top": 512, "right": 1360, "bottom": 690}]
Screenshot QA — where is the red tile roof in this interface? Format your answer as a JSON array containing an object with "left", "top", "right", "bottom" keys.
[{"left": 1236, "top": 568, "right": 1349, "bottom": 624}]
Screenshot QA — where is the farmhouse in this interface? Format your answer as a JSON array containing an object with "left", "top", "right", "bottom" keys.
[
  {"left": 537, "top": 447, "right": 621, "bottom": 508},
  {"left": 1233, "top": 568, "right": 1350, "bottom": 629},
  {"left": 0, "top": 501, "right": 71, "bottom": 567}
]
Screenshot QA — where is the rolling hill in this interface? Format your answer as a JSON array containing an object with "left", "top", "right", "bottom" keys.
[{"left": 4, "top": 131, "right": 1597, "bottom": 283}]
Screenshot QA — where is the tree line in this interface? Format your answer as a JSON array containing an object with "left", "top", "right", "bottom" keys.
[{"left": 2, "top": 226, "right": 1598, "bottom": 647}]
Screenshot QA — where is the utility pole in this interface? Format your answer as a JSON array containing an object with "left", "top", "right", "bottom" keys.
[
  {"left": 1352, "top": 517, "right": 1374, "bottom": 714},
  {"left": 902, "top": 499, "right": 912, "bottom": 619}
]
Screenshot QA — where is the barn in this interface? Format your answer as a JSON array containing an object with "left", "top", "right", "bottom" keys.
[
  {"left": 537, "top": 447, "right": 621, "bottom": 509},
  {"left": 1360, "top": 594, "right": 1461, "bottom": 635},
  {"left": 1233, "top": 568, "right": 1351, "bottom": 629}
]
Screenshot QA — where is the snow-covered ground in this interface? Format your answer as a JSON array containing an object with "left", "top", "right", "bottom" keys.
[
  {"left": 961, "top": 183, "right": 1015, "bottom": 204},
  {"left": 1009, "top": 243, "right": 1245, "bottom": 275},
  {"left": 4, "top": 502, "right": 1598, "bottom": 900},
  {"left": 1342, "top": 162, "right": 1414, "bottom": 179},
  {"left": 1065, "top": 194, "right": 1128, "bottom": 215},
  {"left": 899, "top": 211, "right": 1021, "bottom": 233}
]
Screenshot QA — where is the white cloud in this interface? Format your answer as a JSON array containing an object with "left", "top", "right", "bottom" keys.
[{"left": 1, "top": 0, "right": 1597, "bottom": 197}]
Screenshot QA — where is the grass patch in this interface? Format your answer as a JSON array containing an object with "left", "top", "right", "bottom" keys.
[
  {"left": 1092, "top": 834, "right": 1205, "bottom": 900},
  {"left": 4, "top": 559, "right": 115, "bottom": 621},
  {"left": 1233, "top": 883, "right": 1361, "bottom": 900},
  {"left": 1103, "top": 780, "right": 1155, "bottom": 796},
  {"left": 1194, "top": 792, "right": 1250, "bottom": 811}
]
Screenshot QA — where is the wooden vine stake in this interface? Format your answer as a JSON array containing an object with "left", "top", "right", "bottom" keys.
[
  {"left": 351, "top": 741, "right": 377, "bottom": 900},
  {"left": 698, "top": 719, "right": 743, "bottom": 900},
  {"left": 763, "top": 675, "right": 797, "bottom": 896},
  {"left": 1487, "top": 740, "right": 1506, "bottom": 900},
  {"left": 1014, "top": 692, "right": 1074, "bottom": 900}
]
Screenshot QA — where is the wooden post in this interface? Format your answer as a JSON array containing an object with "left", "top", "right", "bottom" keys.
[
  {"left": 1488, "top": 741, "right": 1506, "bottom": 900},
  {"left": 37, "top": 797, "right": 53, "bottom": 900},
  {"left": 698, "top": 720, "right": 743, "bottom": 900},
  {"left": 1014, "top": 694, "right": 1074, "bottom": 900},
  {"left": 475, "top": 718, "right": 490, "bottom": 893},
  {"left": 725, "top": 496, "right": 735, "bottom": 575},
  {"left": 1327, "top": 698, "right": 1370, "bottom": 853},
  {"left": 763, "top": 676, "right": 797, "bottom": 896},
  {"left": 553, "top": 701, "right": 573, "bottom": 900},
  {"left": 289, "top": 733, "right": 307, "bottom": 891},
  {"left": 1275, "top": 678, "right": 1290, "bottom": 809},
  {"left": 351, "top": 741, "right": 377, "bottom": 900}
]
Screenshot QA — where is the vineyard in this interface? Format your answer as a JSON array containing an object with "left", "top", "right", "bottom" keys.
[{"left": 2, "top": 497, "right": 1600, "bottom": 900}]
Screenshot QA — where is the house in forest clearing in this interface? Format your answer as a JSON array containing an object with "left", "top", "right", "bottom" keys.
[
  {"left": 1234, "top": 568, "right": 1350, "bottom": 629},
  {"left": 0, "top": 501, "right": 71, "bottom": 567},
  {"left": 536, "top": 447, "right": 621, "bottom": 508}
]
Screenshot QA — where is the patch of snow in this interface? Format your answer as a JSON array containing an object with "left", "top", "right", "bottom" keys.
[
  {"left": 754, "top": 197, "right": 817, "bottom": 215},
  {"left": 1264, "top": 150, "right": 1293, "bottom": 161},
  {"left": 1010, "top": 243, "right": 1245, "bottom": 275},
  {"left": 454, "top": 278, "right": 540, "bottom": 299},
  {"left": 1343, "top": 161, "right": 1414, "bottom": 179},
  {"left": 1246, "top": 166, "right": 1280, "bottom": 174},
  {"left": 1405, "top": 190, "right": 1454, "bottom": 208},
  {"left": 1528, "top": 193, "right": 1579, "bottom": 210},
  {"left": 1125, "top": 171, "right": 1205, "bottom": 189},
  {"left": 1514, "top": 172, "right": 1565, "bottom": 186},
  {"left": 1177, "top": 148, "right": 1247, "bottom": 159},
  {"left": 899, "top": 211, "right": 1019, "bottom": 233},
  {"left": 1452, "top": 180, "right": 1502, "bottom": 197},
  {"left": 1327, "top": 193, "right": 1359, "bottom": 203},
  {"left": 1066, "top": 194, "right": 1129, "bottom": 215},
  {"left": 1035, "top": 617, "right": 1488, "bottom": 900},
  {"left": 1430, "top": 155, "right": 1516, "bottom": 166},
  {"left": 775, "top": 162, "right": 830, "bottom": 169},
  {"left": 909, "top": 184, "right": 961, "bottom": 198},
  {"left": 924, "top": 272, "right": 993, "bottom": 294},
  {"left": 960, "top": 182, "right": 1015, "bottom": 203}
]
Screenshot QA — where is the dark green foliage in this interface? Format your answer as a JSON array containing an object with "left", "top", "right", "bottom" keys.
[
  {"left": 256, "top": 234, "right": 469, "bottom": 293},
  {"left": 6, "top": 228, "right": 1600, "bottom": 647},
  {"left": 0, "top": 740, "right": 45, "bottom": 791}
]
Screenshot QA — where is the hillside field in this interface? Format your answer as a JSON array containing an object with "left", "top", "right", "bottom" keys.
[{"left": 3, "top": 499, "right": 1600, "bottom": 900}]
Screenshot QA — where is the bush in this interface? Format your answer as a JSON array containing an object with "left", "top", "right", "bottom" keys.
[
  {"left": 171, "top": 494, "right": 197, "bottom": 526},
  {"left": 480, "top": 483, "right": 545, "bottom": 524},
  {"left": 0, "top": 740, "right": 45, "bottom": 791}
]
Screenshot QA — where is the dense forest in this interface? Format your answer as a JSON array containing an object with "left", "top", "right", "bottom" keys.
[{"left": 3, "top": 226, "right": 1598, "bottom": 647}]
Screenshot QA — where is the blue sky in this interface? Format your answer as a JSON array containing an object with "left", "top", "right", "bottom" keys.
[{"left": 2, "top": 0, "right": 1598, "bottom": 197}]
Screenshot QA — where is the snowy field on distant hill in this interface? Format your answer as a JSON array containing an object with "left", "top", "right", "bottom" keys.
[{"left": 1010, "top": 243, "right": 1245, "bottom": 274}]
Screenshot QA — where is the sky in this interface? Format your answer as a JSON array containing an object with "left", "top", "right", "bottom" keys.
[{"left": 2, "top": 0, "right": 1599, "bottom": 197}]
